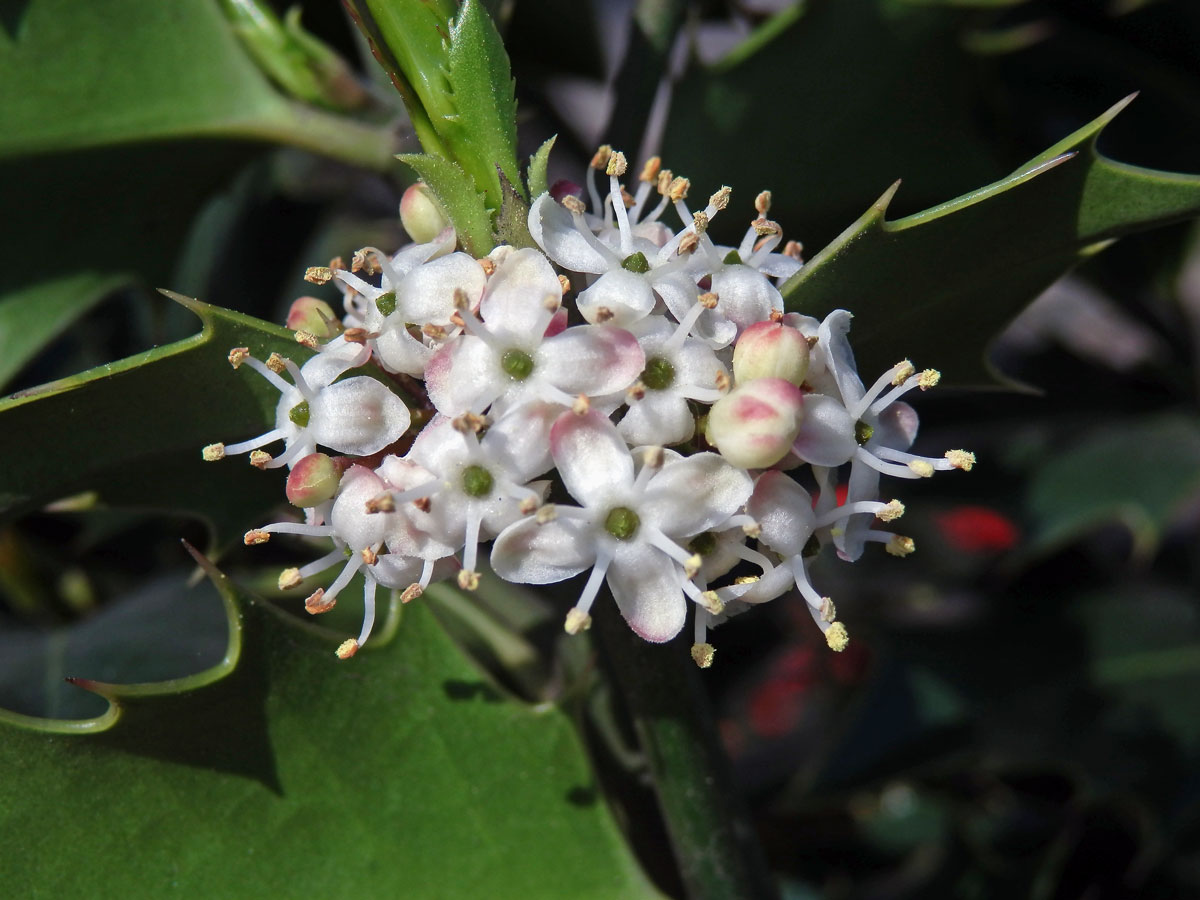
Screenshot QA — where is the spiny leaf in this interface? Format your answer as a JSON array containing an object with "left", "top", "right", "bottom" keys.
[
  {"left": 494, "top": 168, "right": 535, "bottom": 250},
  {"left": 0, "top": 294, "right": 316, "bottom": 540},
  {"left": 0, "top": 549, "right": 661, "bottom": 898},
  {"left": 780, "top": 95, "right": 1200, "bottom": 386},
  {"left": 399, "top": 152, "right": 495, "bottom": 256}
]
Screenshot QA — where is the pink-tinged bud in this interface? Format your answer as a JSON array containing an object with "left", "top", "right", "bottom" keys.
[
  {"left": 286, "top": 453, "right": 341, "bottom": 507},
  {"left": 400, "top": 182, "right": 450, "bottom": 244},
  {"left": 286, "top": 296, "right": 341, "bottom": 339},
  {"left": 705, "top": 378, "right": 804, "bottom": 469},
  {"left": 732, "top": 320, "right": 810, "bottom": 386}
]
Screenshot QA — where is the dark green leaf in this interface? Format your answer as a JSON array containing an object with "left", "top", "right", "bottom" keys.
[
  {"left": 781, "top": 96, "right": 1200, "bottom": 385},
  {"left": 1024, "top": 414, "right": 1200, "bottom": 558},
  {"left": 0, "top": 555, "right": 660, "bottom": 898},
  {"left": 399, "top": 152, "right": 496, "bottom": 255},
  {"left": 0, "top": 295, "right": 317, "bottom": 538},
  {"left": 0, "top": 272, "right": 130, "bottom": 389}
]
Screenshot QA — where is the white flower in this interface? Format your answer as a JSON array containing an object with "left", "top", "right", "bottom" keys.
[
  {"left": 490, "top": 409, "right": 753, "bottom": 641},
  {"left": 206, "top": 342, "right": 410, "bottom": 469},
  {"left": 424, "top": 247, "right": 645, "bottom": 416}
]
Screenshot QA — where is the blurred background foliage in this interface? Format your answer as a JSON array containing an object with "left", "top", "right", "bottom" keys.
[{"left": 3, "top": 0, "right": 1200, "bottom": 897}]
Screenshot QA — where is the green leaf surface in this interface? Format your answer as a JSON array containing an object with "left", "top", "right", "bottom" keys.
[
  {"left": 0, "top": 272, "right": 130, "bottom": 389},
  {"left": 1024, "top": 414, "right": 1200, "bottom": 559},
  {"left": 528, "top": 135, "right": 557, "bottom": 199},
  {"left": 0, "top": 0, "right": 393, "bottom": 168},
  {"left": 781, "top": 96, "right": 1200, "bottom": 385},
  {"left": 399, "top": 152, "right": 496, "bottom": 256},
  {"left": 0, "top": 555, "right": 660, "bottom": 899},
  {"left": 0, "top": 295, "right": 318, "bottom": 540}
]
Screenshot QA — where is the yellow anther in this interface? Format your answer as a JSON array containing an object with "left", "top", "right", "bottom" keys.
[
  {"left": 561, "top": 195, "right": 586, "bottom": 215},
  {"left": 564, "top": 608, "right": 592, "bottom": 634},
  {"left": 918, "top": 368, "right": 941, "bottom": 390},
  {"left": 698, "top": 291, "right": 719, "bottom": 309},
  {"left": 201, "top": 443, "right": 225, "bottom": 462},
  {"left": 886, "top": 535, "right": 916, "bottom": 557},
  {"left": 714, "top": 370, "right": 731, "bottom": 393},
  {"left": 891, "top": 360, "right": 915, "bottom": 385},
  {"left": 361, "top": 547, "right": 378, "bottom": 566},
  {"left": 249, "top": 450, "right": 272, "bottom": 469},
  {"left": 278, "top": 567, "right": 302, "bottom": 591},
  {"left": 668, "top": 176, "right": 691, "bottom": 201},
  {"left": 589, "top": 144, "right": 613, "bottom": 170},
  {"left": 304, "top": 266, "right": 333, "bottom": 285},
  {"left": 691, "top": 643, "right": 716, "bottom": 669},
  {"left": 305, "top": 588, "right": 336, "bottom": 614},
  {"left": 640, "top": 156, "right": 662, "bottom": 182},
  {"left": 741, "top": 520, "right": 761, "bottom": 539},
  {"left": 946, "top": 449, "right": 976, "bottom": 471},
  {"left": 752, "top": 217, "right": 780, "bottom": 236},
  {"left": 572, "top": 394, "right": 590, "bottom": 416},
  {"left": 692, "top": 211, "right": 710, "bottom": 235},
  {"left": 641, "top": 446, "right": 664, "bottom": 469},
  {"left": 266, "top": 352, "right": 287, "bottom": 373},
  {"left": 877, "top": 499, "right": 906, "bottom": 522},
  {"left": 684, "top": 553, "right": 703, "bottom": 579},
  {"left": 709, "top": 186, "right": 732, "bottom": 211},
  {"left": 335, "top": 639, "right": 359, "bottom": 659},
  {"left": 294, "top": 330, "right": 318, "bottom": 349},
  {"left": 825, "top": 622, "right": 850, "bottom": 652},
  {"left": 754, "top": 190, "right": 772, "bottom": 215},
  {"left": 656, "top": 169, "right": 674, "bottom": 195},
  {"left": 401, "top": 583, "right": 424, "bottom": 603},
  {"left": 422, "top": 323, "right": 448, "bottom": 340},
  {"left": 457, "top": 569, "right": 480, "bottom": 591},
  {"left": 536, "top": 504, "right": 557, "bottom": 525},
  {"left": 908, "top": 460, "right": 935, "bottom": 478},
  {"left": 699, "top": 590, "right": 724, "bottom": 615},
  {"left": 558, "top": 274, "right": 571, "bottom": 294},
  {"left": 678, "top": 232, "right": 700, "bottom": 255},
  {"left": 227, "top": 347, "right": 250, "bottom": 368},
  {"left": 606, "top": 150, "right": 628, "bottom": 177},
  {"left": 477, "top": 257, "right": 497, "bottom": 277},
  {"left": 733, "top": 575, "right": 760, "bottom": 585},
  {"left": 243, "top": 530, "right": 270, "bottom": 546},
  {"left": 518, "top": 495, "right": 540, "bottom": 515}
]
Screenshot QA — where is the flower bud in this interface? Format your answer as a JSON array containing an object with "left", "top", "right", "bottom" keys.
[
  {"left": 732, "top": 320, "right": 810, "bottom": 386},
  {"left": 705, "top": 378, "right": 804, "bottom": 469},
  {"left": 286, "top": 296, "right": 341, "bottom": 339},
  {"left": 286, "top": 452, "right": 342, "bottom": 507},
  {"left": 400, "top": 182, "right": 451, "bottom": 244}
]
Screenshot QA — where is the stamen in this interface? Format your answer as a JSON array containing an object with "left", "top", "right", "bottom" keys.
[
  {"left": 754, "top": 191, "right": 771, "bottom": 215},
  {"left": 201, "top": 443, "right": 225, "bottom": 461},
  {"left": 228, "top": 347, "right": 250, "bottom": 369},
  {"left": 304, "top": 266, "right": 333, "bottom": 285},
  {"left": 946, "top": 449, "right": 976, "bottom": 471},
  {"left": 886, "top": 535, "right": 915, "bottom": 557},
  {"left": 357, "top": 577, "right": 378, "bottom": 646},
  {"left": 305, "top": 588, "right": 336, "bottom": 614},
  {"left": 278, "top": 568, "right": 303, "bottom": 590},
  {"left": 335, "top": 639, "right": 359, "bottom": 659},
  {"left": 850, "top": 359, "right": 913, "bottom": 420},
  {"left": 640, "top": 156, "right": 662, "bottom": 182},
  {"left": 244, "top": 530, "right": 270, "bottom": 545},
  {"left": 294, "top": 330, "right": 318, "bottom": 350},
  {"left": 691, "top": 642, "right": 715, "bottom": 669},
  {"left": 825, "top": 622, "right": 849, "bottom": 652},
  {"left": 401, "top": 583, "right": 424, "bottom": 603},
  {"left": 249, "top": 450, "right": 272, "bottom": 469}
]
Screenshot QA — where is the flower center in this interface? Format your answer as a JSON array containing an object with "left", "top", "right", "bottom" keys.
[
  {"left": 723, "top": 249, "right": 742, "bottom": 265},
  {"left": 375, "top": 291, "right": 397, "bottom": 317},
  {"left": 854, "top": 420, "right": 874, "bottom": 445},
  {"left": 604, "top": 506, "right": 640, "bottom": 541},
  {"left": 641, "top": 356, "right": 675, "bottom": 391},
  {"left": 501, "top": 349, "right": 535, "bottom": 380},
  {"left": 461, "top": 464, "right": 494, "bottom": 498},
  {"left": 621, "top": 251, "right": 650, "bottom": 274},
  {"left": 687, "top": 532, "right": 717, "bottom": 556},
  {"left": 288, "top": 400, "right": 311, "bottom": 427}
]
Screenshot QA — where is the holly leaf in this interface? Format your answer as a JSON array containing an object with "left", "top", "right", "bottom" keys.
[
  {"left": 0, "top": 294, "right": 318, "bottom": 542},
  {"left": 399, "top": 152, "right": 495, "bottom": 256},
  {"left": 0, "top": 551, "right": 660, "bottom": 898},
  {"left": 781, "top": 96, "right": 1200, "bottom": 385}
]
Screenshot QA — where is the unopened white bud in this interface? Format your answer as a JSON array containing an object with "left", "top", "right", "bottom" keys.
[
  {"left": 732, "top": 320, "right": 810, "bottom": 386},
  {"left": 400, "top": 182, "right": 450, "bottom": 244},
  {"left": 705, "top": 378, "right": 804, "bottom": 469}
]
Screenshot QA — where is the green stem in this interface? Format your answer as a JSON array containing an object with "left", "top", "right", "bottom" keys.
[
  {"left": 228, "top": 102, "right": 400, "bottom": 173},
  {"left": 593, "top": 604, "right": 779, "bottom": 900}
]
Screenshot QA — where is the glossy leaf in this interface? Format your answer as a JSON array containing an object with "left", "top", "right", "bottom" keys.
[
  {"left": 780, "top": 96, "right": 1200, "bottom": 385},
  {"left": 398, "top": 152, "right": 495, "bottom": 256},
  {"left": 0, "top": 554, "right": 660, "bottom": 898}
]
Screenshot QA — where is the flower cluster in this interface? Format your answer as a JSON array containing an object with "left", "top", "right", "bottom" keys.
[{"left": 204, "top": 147, "right": 974, "bottom": 666}]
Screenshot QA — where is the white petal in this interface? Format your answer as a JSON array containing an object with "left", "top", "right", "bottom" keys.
[
  {"left": 790, "top": 393, "right": 858, "bottom": 467},
  {"left": 870, "top": 400, "right": 919, "bottom": 452},
  {"left": 528, "top": 193, "right": 612, "bottom": 274},
  {"left": 397, "top": 252, "right": 487, "bottom": 325},
  {"left": 837, "top": 458, "right": 881, "bottom": 562},
  {"left": 308, "top": 377, "right": 410, "bottom": 456},
  {"left": 373, "top": 323, "right": 434, "bottom": 377},
  {"left": 406, "top": 415, "right": 467, "bottom": 475},
  {"left": 754, "top": 255, "right": 803, "bottom": 280},
  {"left": 550, "top": 409, "right": 635, "bottom": 509},
  {"left": 329, "top": 466, "right": 389, "bottom": 550},
  {"left": 641, "top": 452, "right": 753, "bottom": 537},
  {"left": 671, "top": 339, "right": 727, "bottom": 392},
  {"left": 576, "top": 269, "right": 656, "bottom": 326},
  {"left": 817, "top": 309, "right": 865, "bottom": 407},
  {"left": 747, "top": 470, "right": 816, "bottom": 558},
  {"left": 482, "top": 401, "right": 561, "bottom": 481},
  {"left": 480, "top": 247, "right": 559, "bottom": 340},
  {"left": 370, "top": 554, "right": 423, "bottom": 589},
  {"left": 424, "top": 335, "right": 505, "bottom": 416},
  {"left": 618, "top": 391, "right": 695, "bottom": 446},
  {"left": 537, "top": 326, "right": 645, "bottom": 397},
  {"left": 711, "top": 265, "right": 783, "bottom": 332},
  {"left": 300, "top": 338, "right": 370, "bottom": 388},
  {"left": 607, "top": 541, "right": 687, "bottom": 643},
  {"left": 489, "top": 514, "right": 597, "bottom": 584}
]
